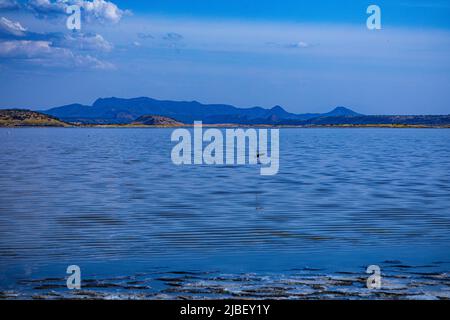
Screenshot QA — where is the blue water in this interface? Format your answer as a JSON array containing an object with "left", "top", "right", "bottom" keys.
[{"left": 0, "top": 128, "right": 449, "bottom": 299}]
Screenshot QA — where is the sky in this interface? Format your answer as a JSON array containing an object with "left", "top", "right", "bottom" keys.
[{"left": 0, "top": 0, "right": 449, "bottom": 115}]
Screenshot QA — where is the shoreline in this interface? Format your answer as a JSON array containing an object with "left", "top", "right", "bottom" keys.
[
  {"left": 2, "top": 109, "right": 450, "bottom": 129},
  {"left": 2, "top": 264, "right": 449, "bottom": 300},
  {"left": 1, "top": 124, "right": 450, "bottom": 129}
]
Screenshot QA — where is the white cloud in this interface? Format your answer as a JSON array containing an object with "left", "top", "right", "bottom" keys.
[
  {"left": 79, "top": 0, "right": 124, "bottom": 24},
  {"left": 0, "top": 16, "right": 114, "bottom": 69},
  {"left": 286, "top": 41, "right": 310, "bottom": 49},
  {"left": 0, "top": 0, "right": 19, "bottom": 10},
  {"left": 27, "top": 0, "right": 66, "bottom": 15},
  {"left": 137, "top": 32, "right": 153, "bottom": 40},
  {"left": 0, "top": 16, "right": 27, "bottom": 36},
  {"left": 0, "top": 39, "right": 51, "bottom": 57},
  {"left": 162, "top": 32, "right": 183, "bottom": 41},
  {"left": 267, "top": 40, "right": 311, "bottom": 49},
  {"left": 0, "top": 39, "right": 114, "bottom": 69},
  {"left": 0, "top": 16, "right": 113, "bottom": 52},
  {"left": 27, "top": 0, "right": 127, "bottom": 24},
  {"left": 56, "top": 32, "right": 113, "bottom": 52}
]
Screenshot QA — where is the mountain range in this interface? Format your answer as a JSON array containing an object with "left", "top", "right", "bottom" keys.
[{"left": 42, "top": 97, "right": 361, "bottom": 125}]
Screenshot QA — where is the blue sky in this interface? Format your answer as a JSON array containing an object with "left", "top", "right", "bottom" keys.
[
  {"left": 114, "top": 0, "right": 450, "bottom": 28},
  {"left": 0, "top": 0, "right": 449, "bottom": 114}
]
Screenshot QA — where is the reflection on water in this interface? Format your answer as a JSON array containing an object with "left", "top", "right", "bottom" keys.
[{"left": 0, "top": 128, "right": 449, "bottom": 299}]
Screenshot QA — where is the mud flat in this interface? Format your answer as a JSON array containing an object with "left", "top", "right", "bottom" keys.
[{"left": 2, "top": 263, "right": 449, "bottom": 300}]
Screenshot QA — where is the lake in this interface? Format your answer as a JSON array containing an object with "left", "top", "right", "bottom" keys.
[{"left": 0, "top": 128, "right": 449, "bottom": 299}]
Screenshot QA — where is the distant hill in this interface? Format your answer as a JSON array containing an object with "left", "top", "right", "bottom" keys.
[
  {"left": 3, "top": 97, "right": 447, "bottom": 127},
  {"left": 321, "top": 106, "right": 361, "bottom": 117},
  {"left": 132, "top": 115, "right": 183, "bottom": 126},
  {"left": 0, "top": 109, "right": 70, "bottom": 127},
  {"left": 282, "top": 115, "right": 450, "bottom": 126},
  {"left": 42, "top": 96, "right": 361, "bottom": 125}
]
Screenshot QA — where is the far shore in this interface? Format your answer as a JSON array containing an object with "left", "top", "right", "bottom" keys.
[
  {"left": 2, "top": 109, "right": 449, "bottom": 129},
  {"left": 2, "top": 123, "right": 450, "bottom": 129}
]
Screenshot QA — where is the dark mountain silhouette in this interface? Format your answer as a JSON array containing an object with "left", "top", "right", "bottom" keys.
[
  {"left": 42, "top": 97, "right": 361, "bottom": 124},
  {"left": 321, "top": 106, "right": 361, "bottom": 117},
  {"left": 2, "top": 103, "right": 448, "bottom": 127},
  {"left": 296, "top": 115, "right": 450, "bottom": 126},
  {"left": 132, "top": 115, "right": 183, "bottom": 126}
]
